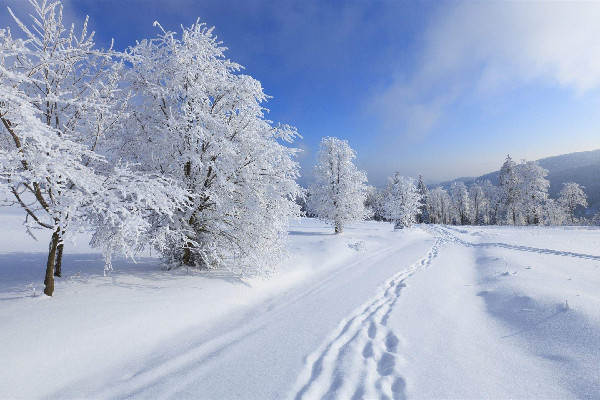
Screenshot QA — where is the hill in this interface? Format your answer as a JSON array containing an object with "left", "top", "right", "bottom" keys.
[{"left": 435, "top": 149, "right": 600, "bottom": 213}]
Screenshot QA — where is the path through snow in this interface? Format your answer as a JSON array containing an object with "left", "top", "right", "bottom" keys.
[{"left": 290, "top": 237, "right": 443, "bottom": 400}]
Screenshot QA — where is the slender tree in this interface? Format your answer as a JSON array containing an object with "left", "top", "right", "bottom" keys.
[
  {"left": 498, "top": 155, "right": 521, "bottom": 225},
  {"left": 416, "top": 175, "right": 430, "bottom": 223},
  {"left": 308, "top": 137, "right": 369, "bottom": 234}
]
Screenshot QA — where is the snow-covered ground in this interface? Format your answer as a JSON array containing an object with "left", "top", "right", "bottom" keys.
[{"left": 1, "top": 213, "right": 600, "bottom": 399}]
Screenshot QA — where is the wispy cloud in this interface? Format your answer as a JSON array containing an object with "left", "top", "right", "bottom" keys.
[{"left": 373, "top": 1, "right": 600, "bottom": 138}]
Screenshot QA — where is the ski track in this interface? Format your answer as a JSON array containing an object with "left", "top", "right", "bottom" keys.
[
  {"left": 429, "top": 225, "right": 600, "bottom": 261},
  {"left": 75, "top": 240, "right": 413, "bottom": 400},
  {"left": 289, "top": 236, "right": 443, "bottom": 400}
]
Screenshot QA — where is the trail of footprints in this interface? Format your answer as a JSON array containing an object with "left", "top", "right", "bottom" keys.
[
  {"left": 291, "top": 237, "right": 443, "bottom": 400},
  {"left": 292, "top": 225, "right": 599, "bottom": 400}
]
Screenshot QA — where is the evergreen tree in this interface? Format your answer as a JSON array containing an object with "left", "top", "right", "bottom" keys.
[{"left": 416, "top": 175, "right": 430, "bottom": 223}]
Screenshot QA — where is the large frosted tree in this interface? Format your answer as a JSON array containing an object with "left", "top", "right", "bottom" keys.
[
  {"left": 118, "top": 20, "right": 301, "bottom": 275},
  {"left": 308, "top": 137, "right": 369, "bottom": 234},
  {"left": 383, "top": 173, "right": 422, "bottom": 229},
  {"left": 0, "top": 0, "right": 185, "bottom": 295}
]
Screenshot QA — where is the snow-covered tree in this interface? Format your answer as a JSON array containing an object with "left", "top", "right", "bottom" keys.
[
  {"left": 383, "top": 174, "right": 421, "bottom": 229},
  {"left": 481, "top": 180, "right": 501, "bottom": 225},
  {"left": 558, "top": 182, "right": 587, "bottom": 224},
  {"left": 119, "top": 20, "right": 302, "bottom": 275},
  {"left": 543, "top": 199, "right": 567, "bottom": 226},
  {"left": 308, "top": 137, "right": 369, "bottom": 233},
  {"left": 364, "top": 185, "right": 385, "bottom": 221},
  {"left": 428, "top": 186, "right": 451, "bottom": 224},
  {"left": 449, "top": 182, "right": 470, "bottom": 225},
  {"left": 517, "top": 160, "right": 549, "bottom": 225},
  {"left": 0, "top": 1, "right": 186, "bottom": 295},
  {"left": 416, "top": 175, "right": 430, "bottom": 224},
  {"left": 498, "top": 155, "right": 522, "bottom": 225},
  {"left": 469, "top": 182, "right": 488, "bottom": 225},
  {"left": 589, "top": 211, "right": 600, "bottom": 227}
]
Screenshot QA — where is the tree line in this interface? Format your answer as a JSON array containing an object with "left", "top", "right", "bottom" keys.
[{"left": 306, "top": 144, "right": 590, "bottom": 232}]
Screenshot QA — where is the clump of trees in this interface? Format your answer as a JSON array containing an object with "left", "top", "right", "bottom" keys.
[
  {"left": 0, "top": 0, "right": 301, "bottom": 295},
  {"left": 357, "top": 154, "right": 591, "bottom": 229},
  {"left": 424, "top": 157, "right": 587, "bottom": 227}
]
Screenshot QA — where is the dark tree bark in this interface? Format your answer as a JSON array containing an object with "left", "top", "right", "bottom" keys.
[
  {"left": 54, "top": 240, "right": 64, "bottom": 277},
  {"left": 182, "top": 213, "right": 196, "bottom": 266},
  {"left": 182, "top": 246, "right": 192, "bottom": 266},
  {"left": 44, "top": 230, "right": 60, "bottom": 296},
  {"left": 334, "top": 221, "right": 343, "bottom": 234}
]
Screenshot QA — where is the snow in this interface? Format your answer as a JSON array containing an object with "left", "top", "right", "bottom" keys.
[
  {"left": 395, "top": 225, "right": 600, "bottom": 398},
  {"left": 2, "top": 212, "right": 600, "bottom": 399}
]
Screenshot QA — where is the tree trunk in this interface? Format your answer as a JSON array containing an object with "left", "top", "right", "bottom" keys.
[
  {"left": 182, "top": 246, "right": 192, "bottom": 266},
  {"left": 44, "top": 230, "right": 60, "bottom": 296},
  {"left": 334, "top": 221, "right": 343, "bottom": 234},
  {"left": 54, "top": 240, "right": 64, "bottom": 277},
  {"left": 182, "top": 214, "right": 195, "bottom": 266}
]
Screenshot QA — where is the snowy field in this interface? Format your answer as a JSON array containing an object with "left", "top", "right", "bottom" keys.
[{"left": 1, "top": 213, "right": 600, "bottom": 399}]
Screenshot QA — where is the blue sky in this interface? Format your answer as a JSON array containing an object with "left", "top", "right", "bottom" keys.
[{"left": 2, "top": 0, "right": 600, "bottom": 186}]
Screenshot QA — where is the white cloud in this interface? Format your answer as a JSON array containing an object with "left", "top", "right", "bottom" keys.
[{"left": 374, "top": 1, "right": 600, "bottom": 137}]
